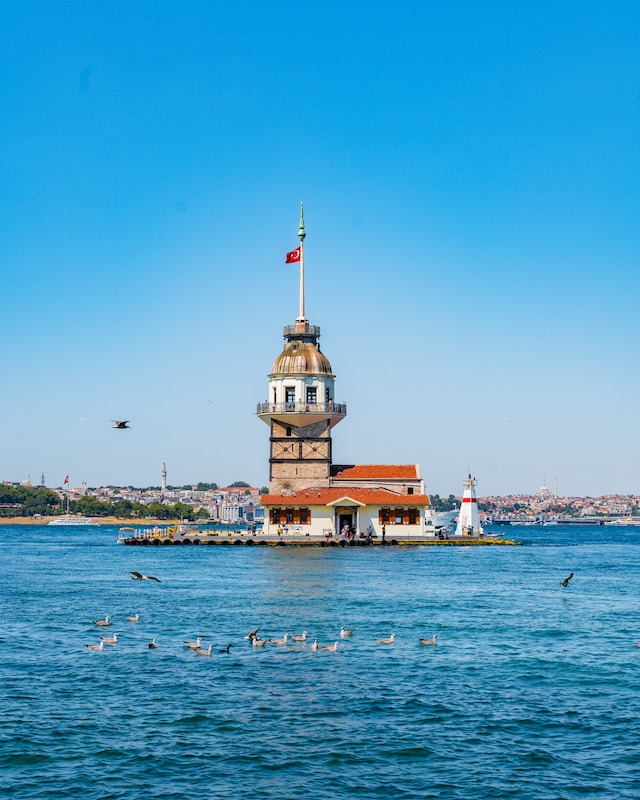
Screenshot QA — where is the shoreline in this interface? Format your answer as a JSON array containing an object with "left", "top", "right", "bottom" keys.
[{"left": 0, "top": 516, "right": 181, "bottom": 526}]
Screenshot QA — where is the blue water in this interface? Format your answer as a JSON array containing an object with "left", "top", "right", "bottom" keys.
[{"left": 1, "top": 524, "right": 640, "bottom": 799}]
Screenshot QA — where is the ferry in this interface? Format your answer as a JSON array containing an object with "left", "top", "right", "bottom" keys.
[{"left": 48, "top": 515, "right": 94, "bottom": 526}]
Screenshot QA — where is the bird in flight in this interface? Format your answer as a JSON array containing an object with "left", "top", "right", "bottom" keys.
[
  {"left": 561, "top": 572, "right": 574, "bottom": 588},
  {"left": 127, "top": 571, "right": 161, "bottom": 582},
  {"left": 112, "top": 420, "right": 130, "bottom": 429}
]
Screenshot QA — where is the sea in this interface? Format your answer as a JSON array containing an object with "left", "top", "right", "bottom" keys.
[{"left": 1, "top": 523, "right": 639, "bottom": 800}]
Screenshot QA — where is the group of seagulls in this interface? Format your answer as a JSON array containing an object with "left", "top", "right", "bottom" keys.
[
  {"left": 86, "top": 611, "right": 151, "bottom": 650},
  {"left": 241, "top": 626, "right": 437, "bottom": 653},
  {"left": 85, "top": 570, "right": 581, "bottom": 654}
]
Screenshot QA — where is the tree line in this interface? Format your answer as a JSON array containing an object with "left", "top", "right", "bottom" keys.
[{"left": 0, "top": 485, "right": 207, "bottom": 521}]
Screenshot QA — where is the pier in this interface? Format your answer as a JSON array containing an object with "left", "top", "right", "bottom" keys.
[{"left": 118, "top": 526, "right": 521, "bottom": 547}]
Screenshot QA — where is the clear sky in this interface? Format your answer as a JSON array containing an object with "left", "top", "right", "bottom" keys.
[{"left": 2, "top": 2, "right": 640, "bottom": 497}]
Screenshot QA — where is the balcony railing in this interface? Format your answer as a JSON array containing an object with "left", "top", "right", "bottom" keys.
[
  {"left": 257, "top": 401, "right": 347, "bottom": 416},
  {"left": 283, "top": 324, "right": 321, "bottom": 338}
]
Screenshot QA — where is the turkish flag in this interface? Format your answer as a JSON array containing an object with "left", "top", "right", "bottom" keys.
[
  {"left": 64, "top": 475, "right": 69, "bottom": 485},
  {"left": 285, "top": 247, "right": 301, "bottom": 264}
]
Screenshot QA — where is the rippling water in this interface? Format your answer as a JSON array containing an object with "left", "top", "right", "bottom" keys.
[{"left": 1, "top": 524, "right": 640, "bottom": 799}]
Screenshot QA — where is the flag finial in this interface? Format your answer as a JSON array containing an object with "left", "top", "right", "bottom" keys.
[{"left": 298, "top": 202, "right": 306, "bottom": 241}]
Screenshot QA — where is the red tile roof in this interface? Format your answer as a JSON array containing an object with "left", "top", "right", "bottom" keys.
[
  {"left": 261, "top": 487, "right": 430, "bottom": 507},
  {"left": 331, "top": 464, "right": 419, "bottom": 480}
]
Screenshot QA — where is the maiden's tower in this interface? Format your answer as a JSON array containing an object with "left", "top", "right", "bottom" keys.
[{"left": 258, "top": 207, "right": 434, "bottom": 541}]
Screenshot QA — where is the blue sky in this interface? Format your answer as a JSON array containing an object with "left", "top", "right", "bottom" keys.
[{"left": 2, "top": 2, "right": 640, "bottom": 497}]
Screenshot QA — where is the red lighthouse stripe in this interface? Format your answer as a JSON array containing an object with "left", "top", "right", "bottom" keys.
[{"left": 462, "top": 497, "right": 477, "bottom": 503}]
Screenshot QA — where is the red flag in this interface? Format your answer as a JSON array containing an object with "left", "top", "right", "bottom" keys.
[
  {"left": 285, "top": 247, "right": 301, "bottom": 264},
  {"left": 63, "top": 475, "right": 69, "bottom": 485}
]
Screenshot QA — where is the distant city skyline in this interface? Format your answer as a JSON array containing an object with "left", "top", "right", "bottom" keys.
[{"left": 2, "top": 3, "right": 639, "bottom": 497}]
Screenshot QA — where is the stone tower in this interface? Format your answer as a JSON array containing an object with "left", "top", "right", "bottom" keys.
[{"left": 257, "top": 206, "right": 346, "bottom": 493}]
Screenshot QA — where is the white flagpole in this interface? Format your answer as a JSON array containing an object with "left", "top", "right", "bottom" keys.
[{"left": 297, "top": 202, "right": 306, "bottom": 322}]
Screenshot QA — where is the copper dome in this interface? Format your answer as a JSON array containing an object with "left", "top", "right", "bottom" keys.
[{"left": 271, "top": 340, "right": 334, "bottom": 376}]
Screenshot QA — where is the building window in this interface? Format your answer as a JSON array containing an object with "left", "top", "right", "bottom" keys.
[
  {"left": 306, "top": 386, "right": 317, "bottom": 404},
  {"left": 377, "top": 507, "right": 419, "bottom": 525},
  {"left": 286, "top": 509, "right": 294, "bottom": 523},
  {"left": 299, "top": 508, "right": 309, "bottom": 524},
  {"left": 407, "top": 487, "right": 414, "bottom": 495},
  {"left": 286, "top": 427, "right": 292, "bottom": 437},
  {"left": 270, "top": 509, "right": 281, "bottom": 524},
  {"left": 285, "top": 387, "right": 295, "bottom": 405},
  {"left": 325, "top": 388, "right": 330, "bottom": 404}
]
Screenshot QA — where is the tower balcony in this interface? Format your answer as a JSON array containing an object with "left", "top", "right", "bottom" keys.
[{"left": 256, "top": 400, "right": 347, "bottom": 429}]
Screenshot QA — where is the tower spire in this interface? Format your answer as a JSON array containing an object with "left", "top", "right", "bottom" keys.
[{"left": 296, "top": 202, "right": 306, "bottom": 322}]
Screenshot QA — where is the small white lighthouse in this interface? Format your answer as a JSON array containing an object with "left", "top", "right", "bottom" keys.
[
  {"left": 161, "top": 462, "right": 167, "bottom": 493},
  {"left": 455, "top": 474, "right": 484, "bottom": 537}
]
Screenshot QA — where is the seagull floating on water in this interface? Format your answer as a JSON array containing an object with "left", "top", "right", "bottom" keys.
[
  {"left": 184, "top": 637, "right": 202, "bottom": 650},
  {"left": 93, "top": 615, "right": 110, "bottom": 627},
  {"left": 419, "top": 634, "right": 437, "bottom": 645},
  {"left": 561, "top": 572, "right": 574, "bottom": 588},
  {"left": 291, "top": 631, "right": 307, "bottom": 642},
  {"left": 309, "top": 639, "right": 318, "bottom": 652},
  {"left": 194, "top": 643, "right": 213, "bottom": 656},
  {"left": 377, "top": 634, "right": 395, "bottom": 644},
  {"left": 269, "top": 634, "right": 289, "bottom": 645},
  {"left": 100, "top": 632, "right": 118, "bottom": 645},
  {"left": 322, "top": 641, "right": 339, "bottom": 652},
  {"left": 126, "top": 613, "right": 139, "bottom": 623},
  {"left": 243, "top": 627, "right": 260, "bottom": 640},
  {"left": 340, "top": 626, "right": 355, "bottom": 638},
  {"left": 148, "top": 638, "right": 157, "bottom": 649},
  {"left": 252, "top": 637, "right": 267, "bottom": 648},
  {"left": 128, "top": 571, "right": 161, "bottom": 582},
  {"left": 85, "top": 640, "right": 104, "bottom": 651}
]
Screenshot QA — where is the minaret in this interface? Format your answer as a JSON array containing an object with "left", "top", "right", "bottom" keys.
[
  {"left": 455, "top": 474, "right": 484, "bottom": 536},
  {"left": 257, "top": 205, "right": 347, "bottom": 494},
  {"left": 161, "top": 462, "right": 167, "bottom": 493}
]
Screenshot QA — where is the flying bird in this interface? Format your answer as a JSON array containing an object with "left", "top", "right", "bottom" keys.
[
  {"left": 561, "top": 573, "right": 574, "bottom": 588},
  {"left": 112, "top": 420, "right": 130, "bottom": 429},
  {"left": 243, "top": 627, "right": 260, "bottom": 641},
  {"left": 127, "top": 571, "right": 161, "bottom": 582}
]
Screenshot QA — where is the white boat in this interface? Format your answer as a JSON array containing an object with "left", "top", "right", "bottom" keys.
[
  {"left": 48, "top": 515, "right": 94, "bottom": 526},
  {"left": 426, "top": 509, "right": 458, "bottom": 532}
]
